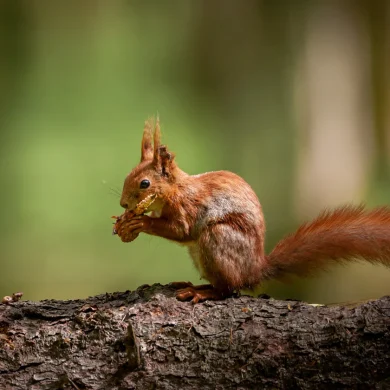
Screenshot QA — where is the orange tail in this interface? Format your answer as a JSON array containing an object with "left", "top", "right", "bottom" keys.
[{"left": 266, "top": 205, "right": 390, "bottom": 280}]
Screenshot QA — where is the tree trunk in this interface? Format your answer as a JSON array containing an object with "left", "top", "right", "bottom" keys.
[{"left": 0, "top": 284, "right": 389, "bottom": 389}]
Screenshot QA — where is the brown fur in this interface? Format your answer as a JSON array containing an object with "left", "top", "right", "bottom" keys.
[
  {"left": 140, "top": 119, "right": 154, "bottom": 162},
  {"left": 119, "top": 119, "right": 390, "bottom": 302},
  {"left": 266, "top": 205, "right": 390, "bottom": 279}
]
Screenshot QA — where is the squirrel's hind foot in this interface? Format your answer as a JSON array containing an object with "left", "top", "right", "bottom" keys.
[{"left": 175, "top": 285, "right": 228, "bottom": 304}]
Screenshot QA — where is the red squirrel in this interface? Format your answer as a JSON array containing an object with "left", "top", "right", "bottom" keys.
[{"left": 116, "top": 118, "right": 390, "bottom": 303}]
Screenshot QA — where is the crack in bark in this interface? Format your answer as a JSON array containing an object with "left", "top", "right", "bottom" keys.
[
  {"left": 126, "top": 322, "right": 141, "bottom": 370},
  {"left": 0, "top": 361, "right": 43, "bottom": 375}
]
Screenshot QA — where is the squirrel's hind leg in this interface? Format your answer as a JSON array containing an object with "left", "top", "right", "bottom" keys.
[{"left": 198, "top": 223, "right": 261, "bottom": 292}]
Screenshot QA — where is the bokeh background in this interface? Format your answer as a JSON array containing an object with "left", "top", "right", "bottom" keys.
[{"left": 1, "top": 0, "right": 389, "bottom": 303}]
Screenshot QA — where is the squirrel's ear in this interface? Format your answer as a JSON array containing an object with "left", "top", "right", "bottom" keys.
[
  {"left": 156, "top": 145, "right": 176, "bottom": 178},
  {"left": 140, "top": 119, "right": 154, "bottom": 162},
  {"left": 152, "top": 117, "right": 176, "bottom": 177}
]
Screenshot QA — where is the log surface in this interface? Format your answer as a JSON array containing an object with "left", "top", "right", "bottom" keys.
[{"left": 0, "top": 284, "right": 389, "bottom": 389}]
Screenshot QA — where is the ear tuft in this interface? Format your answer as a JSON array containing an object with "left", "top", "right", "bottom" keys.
[
  {"left": 159, "top": 145, "right": 172, "bottom": 161},
  {"left": 157, "top": 145, "right": 176, "bottom": 177},
  {"left": 153, "top": 117, "right": 161, "bottom": 159},
  {"left": 140, "top": 119, "right": 154, "bottom": 162}
]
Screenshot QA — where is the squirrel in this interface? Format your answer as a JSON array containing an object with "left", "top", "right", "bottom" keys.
[{"left": 116, "top": 118, "right": 390, "bottom": 303}]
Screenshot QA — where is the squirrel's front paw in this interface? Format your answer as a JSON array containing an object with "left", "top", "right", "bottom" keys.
[{"left": 118, "top": 215, "right": 151, "bottom": 242}]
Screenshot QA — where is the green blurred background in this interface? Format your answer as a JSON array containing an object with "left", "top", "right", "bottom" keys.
[{"left": 1, "top": 0, "right": 389, "bottom": 303}]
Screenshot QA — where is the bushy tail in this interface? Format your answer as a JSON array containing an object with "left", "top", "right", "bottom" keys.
[{"left": 265, "top": 205, "right": 390, "bottom": 280}]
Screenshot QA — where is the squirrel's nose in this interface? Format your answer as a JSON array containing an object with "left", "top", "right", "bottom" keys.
[{"left": 120, "top": 200, "right": 128, "bottom": 209}]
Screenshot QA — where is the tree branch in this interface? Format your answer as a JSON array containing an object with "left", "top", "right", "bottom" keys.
[{"left": 0, "top": 284, "right": 389, "bottom": 389}]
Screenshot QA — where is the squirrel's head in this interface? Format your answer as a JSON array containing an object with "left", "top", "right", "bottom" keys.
[{"left": 120, "top": 118, "right": 178, "bottom": 212}]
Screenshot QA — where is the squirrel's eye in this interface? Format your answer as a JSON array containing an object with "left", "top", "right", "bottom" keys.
[{"left": 140, "top": 179, "right": 150, "bottom": 189}]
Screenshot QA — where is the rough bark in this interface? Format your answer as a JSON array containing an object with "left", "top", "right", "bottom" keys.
[{"left": 0, "top": 284, "right": 389, "bottom": 390}]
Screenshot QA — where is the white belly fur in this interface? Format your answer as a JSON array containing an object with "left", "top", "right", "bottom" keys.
[{"left": 186, "top": 242, "right": 206, "bottom": 280}]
